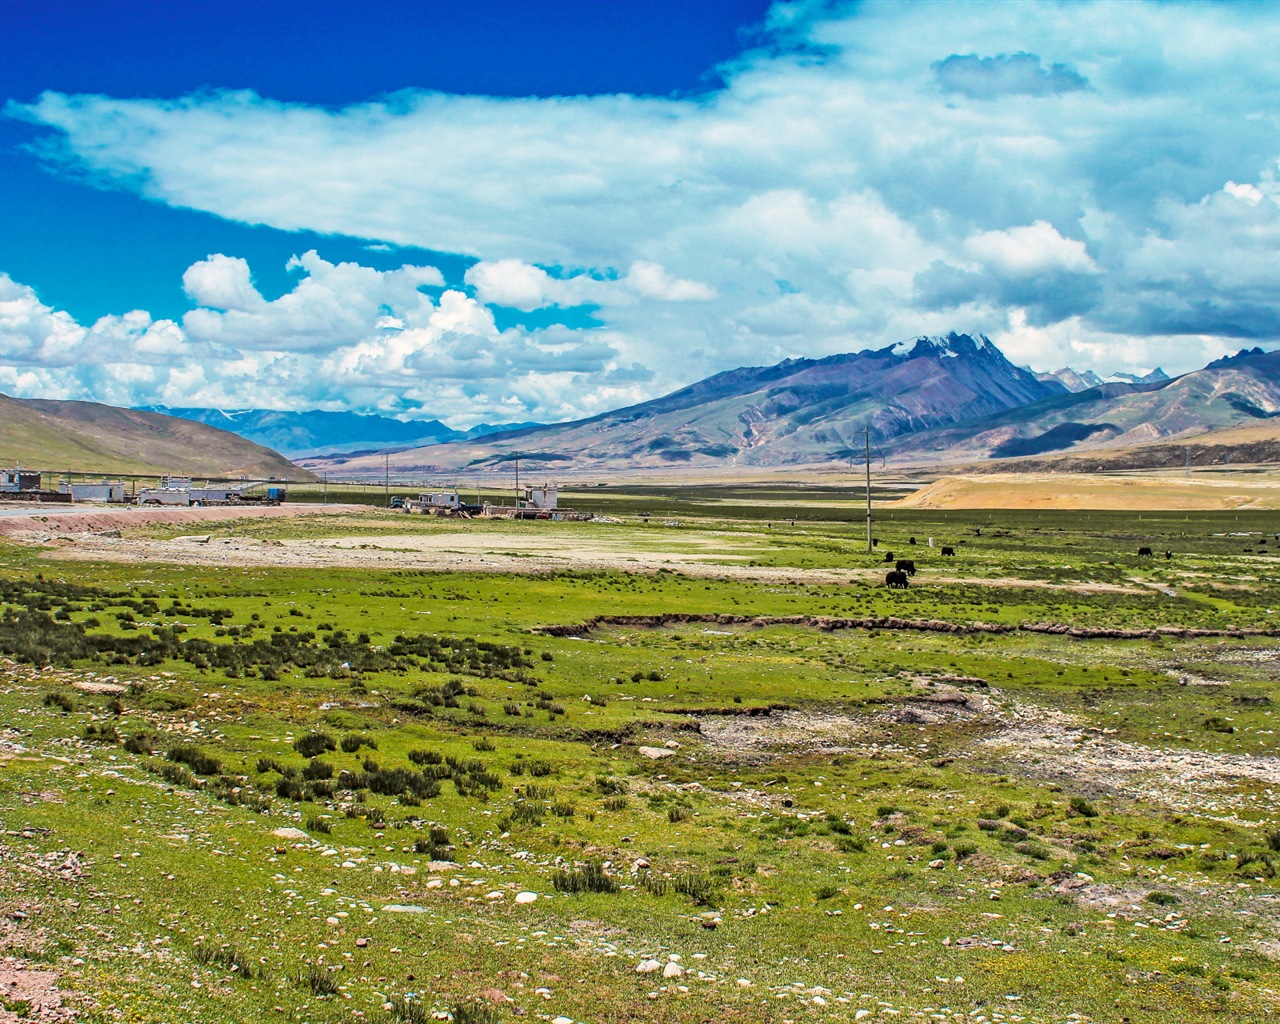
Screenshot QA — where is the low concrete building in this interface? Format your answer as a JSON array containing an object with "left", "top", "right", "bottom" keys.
[
  {"left": 66, "top": 482, "right": 128, "bottom": 503},
  {"left": 523, "top": 484, "right": 557, "bottom": 510},
  {"left": 1, "top": 469, "right": 41, "bottom": 493}
]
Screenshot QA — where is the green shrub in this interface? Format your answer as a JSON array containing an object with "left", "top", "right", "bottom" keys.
[
  {"left": 43, "top": 692, "right": 74, "bottom": 713},
  {"left": 293, "top": 732, "right": 336, "bottom": 758},
  {"left": 339, "top": 734, "right": 376, "bottom": 753},
  {"left": 81, "top": 722, "right": 119, "bottom": 744},
  {"left": 552, "top": 860, "right": 618, "bottom": 894},
  {"left": 673, "top": 871, "right": 717, "bottom": 906},
  {"left": 1069, "top": 796, "right": 1099, "bottom": 818},
  {"left": 301, "top": 758, "right": 333, "bottom": 781},
  {"left": 295, "top": 965, "right": 338, "bottom": 996},
  {"left": 167, "top": 744, "right": 221, "bottom": 776},
  {"left": 123, "top": 733, "right": 154, "bottom": 755},
  {"left": 193, "top": 941, "right": 257, "bottom": 978}
]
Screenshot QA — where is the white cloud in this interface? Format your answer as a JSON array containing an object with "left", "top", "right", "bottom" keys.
[
  {"left": 181, "top": 250, "right": 446, "bottom": 352},
  {"left": 0, "top": 273, "right": 87, "bottom": 364},
  {"left": 463, "top": 258, "right": 714, "bottom": 311},
  {"left": 182, "top": 254, "right": 265, "bottom": 312},
  {"left": 964, "top": 221, "right": 1098, "bottom": 278},
  {"left": 8, "top": 0, "right": 1280, "bottom": 417}
]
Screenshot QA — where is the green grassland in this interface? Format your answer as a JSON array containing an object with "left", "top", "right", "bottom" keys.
[{"left": 4, "top": 500, "right": 1280, "bottom": 1022}]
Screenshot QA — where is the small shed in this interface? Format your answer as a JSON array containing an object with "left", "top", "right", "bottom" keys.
[
  {"left": 1, "top": 469, "right": 41, "bottom": 493},
  {"left": 523, "top": 484, "right": 558, "bottom": 510},
  {"left": 66, "top": 482, "right": 128, "bottom": 503}
]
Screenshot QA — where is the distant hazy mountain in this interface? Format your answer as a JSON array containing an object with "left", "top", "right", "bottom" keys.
[
  {"left": 1034, "top": 366, "right": 1168, "bottom": 392},
  {"left": 303, "top": 332, "right": 1061, "bottom": 474},
  {"left": 144, "top": 407, "right": 541, "bottom": 457},
  {"left": 0, "top": 394, "right": 311, "bottom": 479}
]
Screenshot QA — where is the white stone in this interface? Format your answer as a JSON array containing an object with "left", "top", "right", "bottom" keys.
[
  {"left": 515, "top": 891, "right": 538, "bottom": 904},
  {"left": 663, "top": 962, "right": 683, "bottom": 978},
  {"left": 636, "top": 959, "right": 662, "bottom": 973}
]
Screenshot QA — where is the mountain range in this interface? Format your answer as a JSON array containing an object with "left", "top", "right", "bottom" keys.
[
  {"left": 1035, "top": 366, "right": 1169, "bottom": 392},
  {"left": 141, "top": 407, "right": 541, "bottom": 458},
  {"left": 9, "top": 334, "right": 1276, "bottom": 481},
  {"left": 299, "top": 336, "right": 1280, "bottom": 476}
]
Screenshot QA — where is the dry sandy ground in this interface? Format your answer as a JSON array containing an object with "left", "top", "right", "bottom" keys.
[
  {"left": 11, "top": 524, "right": 1144, "bottom": 594},
  {"left": 897, "top": 472, "right": 1280, "bottom": 510}
]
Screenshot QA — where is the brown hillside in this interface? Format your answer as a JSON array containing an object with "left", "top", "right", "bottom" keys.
[{"left": 0, "top": 393, "right": 313, "bottom": 480}]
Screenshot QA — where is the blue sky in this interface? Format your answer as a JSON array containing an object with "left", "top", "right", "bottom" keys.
[{"left": 3, "top": 0, "right": 1280, "bottom": 426}]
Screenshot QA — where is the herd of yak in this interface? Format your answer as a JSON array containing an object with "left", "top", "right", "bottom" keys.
[{"left": 882, "top": 537, "right": 1172, "bottom": 588}]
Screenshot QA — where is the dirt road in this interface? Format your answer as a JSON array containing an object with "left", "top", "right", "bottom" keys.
[{"left": 0, "top": 503, "right": 366, "bottom": 537}]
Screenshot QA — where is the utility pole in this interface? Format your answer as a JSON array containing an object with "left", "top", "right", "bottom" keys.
[
  {"left": 384, "top": 453, "right": 389, "bottom": 505},
  {"left": 514, "top": 457, "right": 521, "bottom": 510},
  {"left": 323, "top": 473, "right": 328, "bottom": 505},
  {"left": 864, "top": 424, "right": 873, "bottom": 555}
]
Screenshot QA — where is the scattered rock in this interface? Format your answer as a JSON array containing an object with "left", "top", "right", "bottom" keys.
[
  {"left": 637, "top": 746, "right": 676, "bottom": 760},
  {"left": 636, "top": 959, "right": 662, "bottom": 973},
  {"left": 515, "top": 891, "right": 538, "bottom": 904}
]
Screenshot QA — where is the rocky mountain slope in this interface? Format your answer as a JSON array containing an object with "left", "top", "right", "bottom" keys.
[
  {"left": 890, "top": 347, "right": 1280, "bottom": 464},
  {"left": 303, "top": 333, "right": 1063, "bottom": 474},
  {"left": 0, "top": 394, "right": 312, "bottom": 479}
]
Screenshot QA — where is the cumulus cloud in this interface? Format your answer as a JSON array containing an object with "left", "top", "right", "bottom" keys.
[
  {"left": 0, "top": 261, "right": 652, "bottom": 426},
  {"left": 463, "top": 258, "right": 715, "bottom": 311},
  {"left": 932, "top": 52, "right": 1088, "bottom": 99},
  {"left": 182, "top": 250, "right": 445, "bottom": 352},
  {"left": 8, "top": 0, "right": 1280, "bottom": 416},
  {"left": 964, "top": 221, "right": 1098, "bottom": 278}
]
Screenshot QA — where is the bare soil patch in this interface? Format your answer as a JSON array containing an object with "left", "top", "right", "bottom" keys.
[
  {"left": 0, "top": 959, "right": 74, "bottom": 1023},
  {"left": 897, "top": 472, "right": 1280, "bottom": 511}
]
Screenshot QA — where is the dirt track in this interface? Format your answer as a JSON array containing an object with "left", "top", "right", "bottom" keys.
[{"left": 9, "top": 525, "right": 1147, "bottom": 594}]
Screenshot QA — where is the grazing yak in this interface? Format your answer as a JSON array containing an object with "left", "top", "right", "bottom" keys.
[
  {"left": 940, "top": 546, "right": 955, "bottom": 556},
  {"left": 885, "top": 570, "right": 909, "bottom": 589},
  {"left": 883, "top": 551, "right": 895, "bottom": 562},
  {"left": 895, "top": 558, "right": 916, "bottom": 576},
  {"left": 1138, "top": 546, "right": 1153, "bottom": 557}
]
